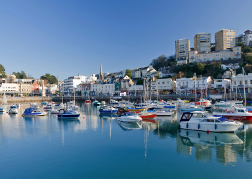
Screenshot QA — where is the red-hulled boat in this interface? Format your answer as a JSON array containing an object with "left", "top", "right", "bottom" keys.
[
  {"left": 139, "top": 113, "right": 157, "bottom": 119},
  {"left": 213, "top": 107, "right": 252, "bottom": 121}
]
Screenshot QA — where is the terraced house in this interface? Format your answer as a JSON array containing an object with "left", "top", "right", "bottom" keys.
[{"left": 189, "top": 46, "right": 241, "bottom": 63}]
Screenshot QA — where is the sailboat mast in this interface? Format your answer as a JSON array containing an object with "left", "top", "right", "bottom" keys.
[
  {"left": 243, "top": 67, "right": 246, "bottom": 107},
  {"left": 194, "top": 73, "right": 196, "bottom": 105},
  {"left": 201, "top": 75, "right": 203, "bottom": 106}
]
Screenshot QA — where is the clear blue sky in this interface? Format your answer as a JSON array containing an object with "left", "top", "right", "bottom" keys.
[{"left": 0, "top": 0, "right": 251, "bottom": 80}]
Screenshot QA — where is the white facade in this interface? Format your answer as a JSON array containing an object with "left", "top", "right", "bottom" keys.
[
  {"left": 244, "top": 32, "right": 252, "bottom": 46},
  {"left": 151, "top": 78, "right": 176, "bottom": 92},
  {"left": 176, "top": 76, "right": 212, "bottom": 91},
  {"left": 189, "top": 46, "right": 241, "bottom": 63},
  {"left": 61, "top": 75, "right": 97, "bottom": 94},
  {"left": 91, "top": 83, "right": 115, "bottom": 95},
  {"left": 129, "top": 85, "right": 143, "bottom": 91},
  {"left": 0, "top": 83, "right": 19, "bottom": 94},
  {"left": 231, "top": 73, "right": 252, "bottom": 93},
  {"left": 213, "top": 79, "right": 231, "bottom": 89},
  {"left": 61, "top": 75, "right": 87, "bottom": 94}
]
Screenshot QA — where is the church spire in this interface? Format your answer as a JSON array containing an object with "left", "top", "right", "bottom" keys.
[{"left": 100, "top": 64, "right": 103, "bottom": 80}]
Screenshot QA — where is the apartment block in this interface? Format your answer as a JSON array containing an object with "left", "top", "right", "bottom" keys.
[
  {"left": 189, "top": 46, "right": 241, "bottom": 63},
  {"left": 175, "top": 39, "right": 190, "bottom": 64},
  {"left": 194, "top": 33, "right": 211, "bottom": 52},
  {"left": 215, "top": 29, "right": 236, "bottom": 51}
]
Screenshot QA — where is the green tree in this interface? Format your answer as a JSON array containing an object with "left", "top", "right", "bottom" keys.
[
  {"left": 237, "top": 42, "right": 246, "bottom": 52},
  {"left": 13, "top": 70, "right": 27, "bottom": 79},
  {"left": 245, "top": 56, "right": 252, "bottom": 64},
  {"left": 0, "top": 64, "right": 6, "bottom": 77},
  {"left": 40, "top": 73, "right": 58, "bottom": 84},
  {"left": 125, "top": 69, "right": 132, "bottom": 78}
]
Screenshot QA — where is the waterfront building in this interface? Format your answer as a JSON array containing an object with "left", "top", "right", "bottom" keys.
[
  {"left": 129, "top": 85, "right": 143, "bottom": 95},
  {"left": 175, "top": 39, "right": 190, "bottom": 65},
  {"left": 189, "top": 46, "right": 241, "bottom": 63},
  {"left": 194, "top": 33, "right": 211, "bottom": 52},
  {"left": 151, "top": 78, "right": 176, "bottom": 94},
  {"left": 231, "top": 73, "right": 252, "bottom": 93},
  {"left": 176, "top": 76, "right": 212, "bottom": 93},
  {"left": 61, "top": 75, "right": 88, "bottom": 95},
  {"left": 91, "top": 82, "right": 115, "bottom": 96},
  {"left": 215, "top": 29, "right": 236, "bottom": 51},
  {"left": 213, "top": 79, "right": 231, "bottom": 89},
  {"left": 0, "top": 83, "right": 19, "bottom": 96}
]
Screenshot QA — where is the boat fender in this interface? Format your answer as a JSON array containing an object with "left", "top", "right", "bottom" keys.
[
  {"left": 215, "top": 124, "right": 217, "bottom": 130},
  {"left": 198, "top": 133, "right": 200, "bottom": 138},
  {"left": 186, "top": 131, "right": 188, "bottom": 137},
  {"left": 243, "top": 125, "right": 245, "bottom": 130},
  {"left": 198, "top": 124, "right": 200, "bottom": 129},
  {"left": 186, "top": 122, "right": 188, "bottom": 128}
]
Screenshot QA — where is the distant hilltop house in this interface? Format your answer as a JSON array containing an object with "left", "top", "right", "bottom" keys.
[
  {"left": 236, "top": 30, "right": 252, "bottom": 47},
  {"left": 131, "top": 65, "right": 156, "bottom": 79}
]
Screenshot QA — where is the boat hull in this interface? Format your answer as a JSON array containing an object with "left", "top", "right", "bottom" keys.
[
  {"left": 140, "top": 114, "right": 157, "bottom": 119},
  {"left": 57, "top": 114, "right": 80, "bottom": 118},
  {"left": 179, "top": 121, "right": 242, "bottom": 132},
  {"left": 117, "top": 116, "right": 142, "bottom": 123}
]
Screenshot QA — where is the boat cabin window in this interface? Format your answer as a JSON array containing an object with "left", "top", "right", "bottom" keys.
[
  {"left": 201, "top": 119, "right": 214, "bottom": 122},
  {"left": 215, "top": 119, "right": 221, "bottom": 123},
  {"left": 238, "top": 109, "right": 245, "bottom": 113},
  {"left": 192, "top": 113, "right": 204, "bottom": 118}
]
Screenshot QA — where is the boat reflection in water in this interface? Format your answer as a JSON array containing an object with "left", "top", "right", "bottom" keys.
[
  {"left": 179, "top": 129, "right": 243, "bottom": 147},
  {"left": 116, "top": 120, "right": 142, "bottom": 130}
]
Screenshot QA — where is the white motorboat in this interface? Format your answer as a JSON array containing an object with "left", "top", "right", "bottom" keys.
[
  {"left": 180, "top": 104, "right": 203, "bottom": 112},
  {"left": 179, "top": 111, "right": 243, "bottom": 132},
  {"left": 117, "top": 112, "right": 142, "bottom": 123},
  {"left": 213, "top": 107, "right": 252, "bottom": 121},
  {"left": 9, "top": 105, "right": 18, "bottom": 114},
  {"left": 50, "top": 109, "right": 59, "bottom": 114},
  {"left": 214, "top": 101, "right": 233, "bottom": 108}
]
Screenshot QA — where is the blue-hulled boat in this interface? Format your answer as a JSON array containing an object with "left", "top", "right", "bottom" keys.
[
  {"left": 57, "top": 109, "right": 80, "bottom": 119},
  {"left": 23, "top": 108, "right": 47, "bottom": 117},
  {"left": 0, "top": 107, "right": 6, "bottom": 112},
  {"left": 99, "top": 107, "right": 118, "bottom": 114}
]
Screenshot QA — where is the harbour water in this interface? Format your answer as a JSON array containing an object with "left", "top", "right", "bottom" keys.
[{"left": 1, "top": 103, "right": 252, "bottom": 179}]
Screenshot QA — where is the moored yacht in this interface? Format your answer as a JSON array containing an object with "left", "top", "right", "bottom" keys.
[
  {"left": 117, "top": 112, "right": 142, "bottom": 123},
  {"left": 23, "top": 108, "right": 47, "bottom": 117},
  {"left": 213, "top": 107, "right": 252, "bottom": 121},
  {"left": 179, "top": 111, "right": 243, "bottom": 132},
  {"left": 9, "top": 105, "right": 18, "bottom": 114}
]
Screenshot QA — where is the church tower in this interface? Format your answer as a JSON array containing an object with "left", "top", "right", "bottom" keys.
[{"left": 99, "top": 64, "right": 104, "bottom": 80}]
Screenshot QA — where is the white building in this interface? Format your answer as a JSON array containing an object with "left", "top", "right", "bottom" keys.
[
  {"left": 213, "top": 79, "right": 231, "bottom": 89},
  {"left": 189, "top": 46, "right": 241, "bottom": 63},
  {"left": 61, "top": 75, "right": 87, "bottom": 94},
  {"left": 0, "top": 83, "right": 19, "bottom": 96},
  {"left": 176, "top": 76, "right": 212, "bottom": 93},
  {"left": 91, "top": 83, "right": 115, "bottom": 95},
  {"left": 151, "top": 78, "right": 176, "bottom": 93},
  {"left": 231, "top": 73, "right": 252, "bottom": 93}
]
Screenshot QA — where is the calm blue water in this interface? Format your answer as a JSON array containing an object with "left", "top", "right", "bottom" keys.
[{"left": 0, "top": 103, "right": 252, "bottom": 179}]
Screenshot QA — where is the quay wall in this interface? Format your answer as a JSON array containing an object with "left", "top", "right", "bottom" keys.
[
  {"left": 52, "top": 93, "right": 252, "bottom": 103},
  {"left": 0, "top": 97, "right": 51, "bottom": 104}
]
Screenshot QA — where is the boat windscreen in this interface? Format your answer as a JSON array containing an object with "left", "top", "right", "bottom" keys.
[{"left": 180, "top": 113, "right": 193, "bottom": 122}]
